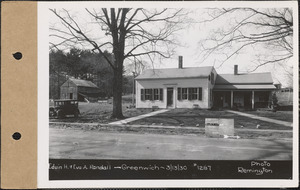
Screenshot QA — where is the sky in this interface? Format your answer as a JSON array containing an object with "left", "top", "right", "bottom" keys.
[{"left": 47, "top": 2, "right": 297, "bottom": 87}]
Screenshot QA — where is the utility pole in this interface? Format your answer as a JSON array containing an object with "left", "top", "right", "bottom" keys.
[{"left": 132, "top": 58, "right": 137, "bottom": 107}]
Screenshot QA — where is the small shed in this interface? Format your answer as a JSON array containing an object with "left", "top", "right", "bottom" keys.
[{"left": 60, "top": 78, "right": 103, "bottom": 102}]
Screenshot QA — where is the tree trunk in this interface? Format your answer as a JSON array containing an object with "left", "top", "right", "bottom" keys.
[
  {"left": 111, "top": 66, "right": 124, "bottom": 119},
  {"left": 110, "top": 8, "right": 128, "bottom": 119}
]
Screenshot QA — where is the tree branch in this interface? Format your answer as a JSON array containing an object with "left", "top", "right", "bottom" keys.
[{"left": 50, "top": 8, "right": 116, "bottom": 70}]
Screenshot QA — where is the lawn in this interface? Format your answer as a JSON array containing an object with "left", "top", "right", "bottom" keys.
[
  {"left": 128, "top": 109, "right": 293, "bottom": 130},
  {"left": 243, "top": 110, "right": 293, "bottom": 122},
  {"left": 49, "top": 95, "right": 151, "bottom": 123},
  {"left": 49, "top": 104, "right": 293, "bottom": 139},
  {"left": 50, "top": 97, "right": 293, "bottom": 131}
]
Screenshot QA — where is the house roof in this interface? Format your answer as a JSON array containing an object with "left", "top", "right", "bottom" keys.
[
  {"left": 215, "top": 72, "right": 274, "bottom": 84},
  {"left": 135, "top": 66, "right": 213, "bottom": 80},
  {"left": 69, "top": 78, "right": 99, "bottom": 88}
]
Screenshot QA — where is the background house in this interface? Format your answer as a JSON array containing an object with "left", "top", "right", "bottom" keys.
[
  {"left": 135, "top": 57, "right": 276, "bottom": 109},
  {"left": 60, "top": 78, "right": 103, "bottom": 102},
  {"left": 275, "top": 87, "right": 293, "bottom": 109}
]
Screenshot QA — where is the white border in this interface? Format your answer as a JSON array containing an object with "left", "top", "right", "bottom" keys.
[{"left": 38, "top": 1, "right": 299, "bottom": 188}]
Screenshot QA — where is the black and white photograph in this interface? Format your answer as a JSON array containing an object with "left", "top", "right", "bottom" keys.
[{"left": 37, "top": 1, "right": 298, "bottom": 188}]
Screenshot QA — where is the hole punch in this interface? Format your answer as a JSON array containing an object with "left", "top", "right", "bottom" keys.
[
  {"left": 12, "top": 52, "right": 22, "bottom": 60},
  {"left": 12, "top": 132, "right": 21, "bottom": 140}
]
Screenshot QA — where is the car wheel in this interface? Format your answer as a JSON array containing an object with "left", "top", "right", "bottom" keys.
[{"left": 57, "top": 111, "right": 64, "bottom": 119}]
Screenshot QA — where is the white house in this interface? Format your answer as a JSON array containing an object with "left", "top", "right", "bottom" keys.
[{"left": 135, "top": 56, "right": 276, "bottom": 109}]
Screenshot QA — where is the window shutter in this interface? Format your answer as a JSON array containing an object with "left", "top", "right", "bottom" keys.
[
  {"left": 150, "top": 89, "right": 153, "bottom": 101},
  {"left": 160, "top": 88, "right": 163, "bottom": 101},
  {"left": 141, "top": 89, "right": 145, "bottom": 101},
  {"left": 178, "top": 88, "right": 181, "bottom": 100},
  {"left": 198, "top": 88, "right": 202, "bottom": 100}
]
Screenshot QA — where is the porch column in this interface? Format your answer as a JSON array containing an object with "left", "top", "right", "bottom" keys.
[
  {"left": 231, "top": 91, "right": 233, "bottom": 108},
  {"left": 252, "top": 91, "right": 255, "bottom": 109}
]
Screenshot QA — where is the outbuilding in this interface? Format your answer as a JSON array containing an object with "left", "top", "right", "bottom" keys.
[{"left": 60, "top": 78, "right": 103, "bottom": 102}]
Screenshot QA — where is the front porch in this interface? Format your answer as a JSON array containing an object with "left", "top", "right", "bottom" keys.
[{"left": 213, "top": 90, "right": 271, "bottom": 110}]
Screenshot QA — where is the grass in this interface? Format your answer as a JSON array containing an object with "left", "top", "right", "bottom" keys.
[
  {"left": 49, "top": 96, "right": 151, "bottom": 123},
  {"left": 243, "top": 110, "right": 293, "bottom": 122},
  {"left": 49, "top": 101, "right": 293, "bottom": 139},
  {"left": 50, "top": 97, "right": 293, "bottom": 131},
  {"left": 128, "top": 109, "right": 293, "bottom": 130}
]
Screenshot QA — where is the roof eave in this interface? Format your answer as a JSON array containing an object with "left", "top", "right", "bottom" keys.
[{"left": 135, "top": 76, "right": 209, "bottom": 80}]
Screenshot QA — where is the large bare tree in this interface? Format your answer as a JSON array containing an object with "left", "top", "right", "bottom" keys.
[
  {"left": 198, "top": 8, "right": 293, "bottom": 72},
  {"left": 50, "top": 8, "right": 187, "bottom": 118}
]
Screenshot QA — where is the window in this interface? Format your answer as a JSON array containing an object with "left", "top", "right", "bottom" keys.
[
  {"left": 177, "top": 88, "right": 182, "bottom": 100},
  {"left": 141, "top": 88, "right": 163, "bottom": 101},
  {"left": 145, "top": 89, "right": 153, "bottom": 100},
  {"left": 154, "top": 89, "right": 159, "bottom": 100},
  {"left": 177, "top": 87, "right": 202, "bottom": 101},
  {"left": 182, "top": 88, "right": 188, "bottom": 100},
  {"left": 188, "top": 88, "right": 198, "bottom": 100}
]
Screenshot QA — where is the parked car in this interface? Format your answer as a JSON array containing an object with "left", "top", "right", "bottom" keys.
[{"left": 49, "top": 99, "right": 80, "bottom": 118}]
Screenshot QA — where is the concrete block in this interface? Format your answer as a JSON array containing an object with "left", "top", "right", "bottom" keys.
[
  {"left": 205, "top": 118, "right": 234, "bottom": 138},
  {"left": 218, "top": 118, "right": 234, "bottom": 136}
]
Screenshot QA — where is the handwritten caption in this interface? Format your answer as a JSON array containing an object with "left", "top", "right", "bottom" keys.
[
  {"left": 49, "top": 163, "right": 212, "bottom": 172},
  {"left": 238, "top": 161, "right": 273, "bottom": 175}
]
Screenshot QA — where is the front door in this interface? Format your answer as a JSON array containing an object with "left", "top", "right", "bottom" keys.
[
  {"left": 69, "top": 93, "right": 73, "bottom": 99},
  {"left": 213, "top": 92, "right": 223, "bottom": 108},
  {"left": 167, "top": 88, "right": 173, "bottom": 106}
]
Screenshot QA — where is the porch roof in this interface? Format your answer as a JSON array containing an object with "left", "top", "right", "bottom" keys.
[
  {"left": 215, "top": 72, "right": 274, "bottom": 84},
  {"left": 213, "top": 84, "right": 276, "bottom": 90}
]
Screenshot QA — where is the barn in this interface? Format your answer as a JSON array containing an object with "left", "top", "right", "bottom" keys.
[
  {"left": 135, "top": 56, "right": 276, "bottom": 110},
  {"left": 60, "top": 78, "right": 103, "bottom": 102}
]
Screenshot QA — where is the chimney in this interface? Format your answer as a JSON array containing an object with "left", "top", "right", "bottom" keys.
[
  {"left": 178, "top": 56, "right": 183, "bottom": 69},
  {"left": 234, "top": 65, "right": 238, "bottom": 75}
]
